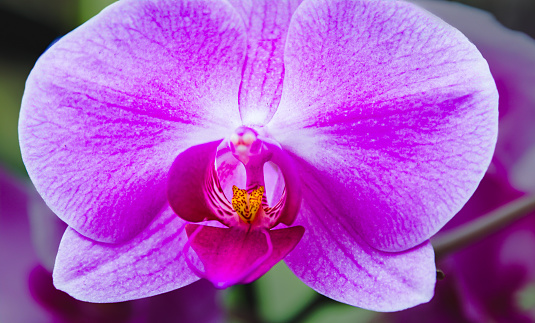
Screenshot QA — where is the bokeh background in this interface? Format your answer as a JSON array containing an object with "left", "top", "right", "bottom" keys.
[{"left": 1, "top": 0, "right": 534, "bottom": 322}]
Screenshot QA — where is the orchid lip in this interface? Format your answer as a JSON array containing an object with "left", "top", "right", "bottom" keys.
[
  {"left": 182, "top": 224, "right": 275, "bottom": 289},
  {"left": 182, "top": 223, "right": 304, "bottom": 289},
  {"left": 165, "top": 128, "right": 304, "bottom": 287}
]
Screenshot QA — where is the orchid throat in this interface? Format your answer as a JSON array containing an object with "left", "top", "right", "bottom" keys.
[
  {"left": 227, "top": 127, "right": 273, "bottom": 228},
  {"left": 168, "top": 126, "right": 304, "bottom": 288}
]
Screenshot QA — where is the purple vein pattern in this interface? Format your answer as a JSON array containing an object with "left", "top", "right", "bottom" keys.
[{"left": 19, "top": 0, "right": 498, "bottom": 311}]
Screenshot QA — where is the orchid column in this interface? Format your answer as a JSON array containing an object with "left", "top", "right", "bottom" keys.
[{"left": 19, "top": 0, "right": 498, "bottom": 311}]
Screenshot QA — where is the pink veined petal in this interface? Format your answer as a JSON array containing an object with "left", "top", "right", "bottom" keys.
[
  {"left": 413, "top": 0, "right": 535, "bottom": 193},
  {"left": 53, "top": 205, "right": 198, "bottom": 302},
  {"left": 167, "top": 140, "right": 251, "bottom": 228},
  {"left": 28, "top": 187, "right": 67, "bottom": 272},
  {"left": 227, "top": 0, "right": 303, "bottom": 126},
  {"left": 167, "top": 140, "right": 233, "bottom": 224},
  {"left": 268, "top": 0, "right": 498, "bottom": 252},
  {"left": 283, "top": 164, "right": 436, "bottom": 311},
  {"left": 185, "top": 224, "right": 304, "bottom": 289},
  {"left": 19, "top": 0, "right": 246, "bottom": 243}
]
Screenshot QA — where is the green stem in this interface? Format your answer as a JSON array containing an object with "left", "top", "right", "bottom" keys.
[
  {"left": 287, "top": 295, "right": 330, "bottom": 323},
  {"left": 432, "top": 193, "right": 535, "bottom": 260}
]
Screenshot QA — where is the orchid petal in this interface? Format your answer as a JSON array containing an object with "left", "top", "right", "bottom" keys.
[
  {"left": 167, "top": 140, "right": 241, "bottom": 227},
  {"left": 269, "top": 0, "right": 498, "bottom": 251},
  {"left": 283, "top": 165, "right": 436, "bottom": 311},
  {"left": 28, "top": 188, "right": 67, "bottom": 272},
  {"left": 413, "top": 0, "right": 535, "bottom": 193},
  {"left": 185, "top": 224, "right": 304, "bottom": 289},
  {"left": 265, "top": 141, "right": 302, "bottom": 226},
  {"left": 227, "top": 0, "right": 303, "bottom": 126},
  {"left": 53, "top": 205, "right": 198, "bottom": 302},
  {"left": 19, "top": 0, "right": 246, "bottom": 243}
]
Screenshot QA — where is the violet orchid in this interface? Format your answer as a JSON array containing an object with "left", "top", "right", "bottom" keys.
[{"left": 19, "top": 0, "right": 498, "bottom": 311}]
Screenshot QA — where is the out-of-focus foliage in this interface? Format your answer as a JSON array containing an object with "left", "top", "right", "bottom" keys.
[
  {"left": 78, "top": 0, "right": 117, "bottom": 24},
  {"left": 456, "top": 0, "right": 535, "bottom": 37},
  {"left": 255, "top": 262, "right": 317, "bottom": 322},
  {"left": 0, "top": 60, "right": 29, "bottom": 174}
]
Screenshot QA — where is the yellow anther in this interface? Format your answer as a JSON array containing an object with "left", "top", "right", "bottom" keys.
[{"left": 231, "top": 185, "right": 265, "bottom": 224}]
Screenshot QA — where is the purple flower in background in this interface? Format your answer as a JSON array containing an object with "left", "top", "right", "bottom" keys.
[
  {"left": 19, "top": 0, "right": 498, "bottom": 311},
  {"left": 0, "top": 169, "right": 222, "bottom": 323},
  {"left": 391, "top": 1, "right": 535, "bottom": 321},
  {"left": 0, "top": 170, "right": 49, "bottom": 322}
]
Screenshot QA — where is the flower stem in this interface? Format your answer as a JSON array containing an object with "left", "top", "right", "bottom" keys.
[
  {"left": 287, "top": 295, "right": 330, "bottom": 323},
  {"left": 432, "top": 193, "right": 535, "bottom": 260}
]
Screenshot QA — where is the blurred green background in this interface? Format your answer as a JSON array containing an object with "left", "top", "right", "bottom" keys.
[{"left": 1, "top": 0, "right": 534, "bottom": 322}]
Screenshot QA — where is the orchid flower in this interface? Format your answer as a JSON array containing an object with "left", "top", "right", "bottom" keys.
[
  {"left": 391, "top": 1, "right": 535, "bottom": 321},
  {"left": 19, "top": 0, "right": 498, "bottom": 311}
]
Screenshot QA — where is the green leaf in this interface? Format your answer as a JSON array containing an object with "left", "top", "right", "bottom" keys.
[
  {"left": 304, "top": 303, "right": 378, "bottom": 323},
  {"left": 78, "top": 0, "right": 117, "bottom": 24},
  {"left": 0, "top": 59, "right": 32, "bottom": 175},
  {"left": 254, "top": 261, "right": 317, "bottom": 322}
]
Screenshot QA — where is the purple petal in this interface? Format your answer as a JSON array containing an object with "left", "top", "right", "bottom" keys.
[
  {"left": 185, "top": 224, "right": 304, "bottom": 289},
  {"left": 28, "top": 188, "right": 67, "bottom": 272},
  {"left": 19, "top": 0, "right": 246, "bottom": 243},
  {"left": 227, "top": 0, "right": 303, "bottom": 126},
  {"left": 167, "top": 140, "right": 236, "bottom": 225},
  {"left": 269, "top": 0, "right": 498, "bottom": 251},
  {"left": 284, "top": 160, "right": 436, "bottom": 311},
  {"left": 53, "top": 205, "right": 198, "bottom": 302},
  {"left": 413, "top": 0, "right": 535, "bottom": 193}
]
